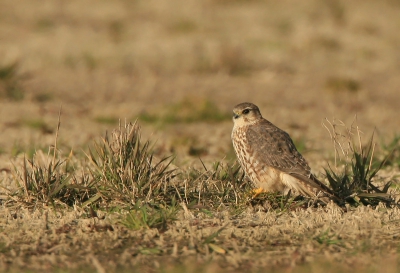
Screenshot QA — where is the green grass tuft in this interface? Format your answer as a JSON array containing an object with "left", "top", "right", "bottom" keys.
[
  {"left": 9, "top": 149, "right": 94, "bottom": 208},
  {"left": 121, "top": 202, "right": 178, "bottom": 231},
  {"left": 0, "top": 62, "right": 24, "bottom": 101},
  {"left": 323, "top": 118, "right": 393, "bottom": 206},
  {"left": 379, "top": 134, "right": 400, "bottom": 168},
  {"left": 87, "top": 121, "right": 177, "bottom": 208},
  {"left": 326, "top": 76, "right": 360, "bottom": 93},
  {"left": 22, "top": 119, "right": 53, "bottom": 134}
]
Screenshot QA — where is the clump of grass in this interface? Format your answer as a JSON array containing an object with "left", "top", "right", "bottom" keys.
[
  {"left": 10, "top": 151, "right": 75, "bottom": 207},
  {"left": 108, "top": 20, "right": 125, "bottom": 43},
  {"left": 138, "top": 97, "right": 230, "bottom": 125},
  {"left": 11, "top": 141, "right": 42, "bottom": 159},
  {"left": 35, "top": 18, "right": 55, "bottom": 31},
  {"left": 323, "top": 0, "right": 346, "bottom": 25},
  {"left": 179, "top": 161, "right": 248, "bottom": 212},
  {"left": 180, "top": 160, "right": 311, "bottom": 213},
  {"left": 249, "top": 191, "right": 308, "bottom": 212},
  {"left": 8, "top": 114, "right": 94, "bottom": 208},
  {"left": 82, "top": 52, "right": 97, "bottom": 71},
  {"left": 293, "top": 138, "right": 307, "bottom": 154},
  {"left": 33, "top": 92, "right": 53, "bottom": 103},
  {"left": 202, "top": 226, "right": 227, "bottom": 254},
  {"left": 87, "top": 120, "right": 177, "bottom": 208},
  {"left": 275, "top": 19, "right": 294, "bottom": 35},
  {"left": 323, "top": 118, "right": 393, "bottom": 206},
  {"left": 22, "top": 119, "right": 53, "bottom": 134},
  {"left": 326, "top": 76, "right": 360, "bottom": 93},
  {"left": 380, "top": 134, "right": 400, "bottom": 169},
  {"left": 0, "top": 62, "right": 24, "bottom": 101},
  {"left": 314, "top": 228, "right": 343, "bottom": 246},
  {"left": 121, "top": 202, "right": 178, "bottom": 231},
  {"left": 188, "top": 145, "right": 208, "bottom": 157},
  {"left": 168, "top": 19, "right": 197, "bottom": 34}
]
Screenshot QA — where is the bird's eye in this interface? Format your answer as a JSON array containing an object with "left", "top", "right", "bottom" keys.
[{"left": 242, "top": 109, "right": 250, "bottom": 114}]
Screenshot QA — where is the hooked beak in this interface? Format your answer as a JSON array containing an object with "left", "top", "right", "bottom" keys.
[{"left": 233, "top": 113, "right": 239, "bottom": 119}]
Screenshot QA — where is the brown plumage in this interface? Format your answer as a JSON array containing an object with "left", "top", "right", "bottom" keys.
[{"left": 231, "top": 102, "right": 337, "bottom": 203}]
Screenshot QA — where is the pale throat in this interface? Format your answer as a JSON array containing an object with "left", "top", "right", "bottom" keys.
[{"left": 233, "top": 117, "right": 260, "bottom": 129}]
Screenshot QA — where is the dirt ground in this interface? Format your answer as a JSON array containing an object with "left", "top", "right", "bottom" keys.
[
  {"left": 1, "top": 0, "right": 400, "bottom": 272},
  {"left": 2, "top": 204, "right": 400, "bottom": 273}
]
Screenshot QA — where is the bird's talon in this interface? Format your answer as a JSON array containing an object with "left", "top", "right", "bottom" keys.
[{"left": 252, "top": 188, "right": 266, "bottom": 198}]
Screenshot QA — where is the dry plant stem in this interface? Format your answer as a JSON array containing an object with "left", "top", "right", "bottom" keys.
[
  {"left": 52, "top": 106, "right": 62, "bottom": 164},
  {"left": 357, "top": 124, "right": 362, "bottom": 153},
  {"left": 323, "top": 116, "right": 362, "bottom": 169},
  {"left": 23, "top": 156, "right": 29, "bottom": 200},
  {"left": 323, "top": 117, "right": 394, "bottom": 206},
  {"left": 86, "top": 119, "right": 176, "bottom": 207},
  {"left": 322, "top": 118, "right": 347, "bottom": 169}
]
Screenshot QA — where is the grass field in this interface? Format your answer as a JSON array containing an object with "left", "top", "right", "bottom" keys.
[{"left": 1, "top": 0, "right": 400, "bottom": 272}]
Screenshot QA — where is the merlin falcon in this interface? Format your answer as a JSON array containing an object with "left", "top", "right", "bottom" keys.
[{"left": 231, "top": 102, "right": 337, "bottom": 203}]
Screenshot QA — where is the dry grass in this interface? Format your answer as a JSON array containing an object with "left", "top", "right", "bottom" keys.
[
  {"left": 2, "top": 202, "right": 400, "bottom": 273},
  {"left": 1, "top": 0, "right": 400, "bottom": 272},
  {"left": 323, "top": 118, "right": 394, "bottom": 206},
  {"left": 1, "top": 118, "right": 399, "bottom": 272},
  {"left": 86, "top": 121, "right": 176, "bottom": 207}
]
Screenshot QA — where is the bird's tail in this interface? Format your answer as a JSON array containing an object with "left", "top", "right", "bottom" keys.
[{"left": 291, "top": 173, "right": 343, "bottom": 205}]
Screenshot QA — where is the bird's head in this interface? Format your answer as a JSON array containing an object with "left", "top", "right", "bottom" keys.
[{"left": 232, "top": 102, "right": 262, "bottom": 127}]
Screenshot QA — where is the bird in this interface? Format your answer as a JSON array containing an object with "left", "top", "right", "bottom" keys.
[{"left": 231, "top": 102, "right": 338, "bottom": 204}]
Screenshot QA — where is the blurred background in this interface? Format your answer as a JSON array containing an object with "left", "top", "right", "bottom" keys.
[{"left": 0, "top": 0, "right": 399, "bottom": 167}]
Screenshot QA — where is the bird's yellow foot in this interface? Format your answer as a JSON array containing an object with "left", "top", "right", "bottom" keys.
[{"left": 252, "top": 187, "right": 267, "bottom": 198}]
